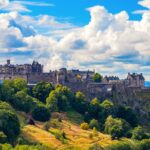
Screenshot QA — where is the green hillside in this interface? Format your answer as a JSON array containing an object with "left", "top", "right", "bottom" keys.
[{"left": 0, "top": 78, "right": 149, "bottom": 150}]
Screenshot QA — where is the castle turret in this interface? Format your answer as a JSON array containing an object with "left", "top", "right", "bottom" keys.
[{"left": 7, "top": 59, "right": 10, "bottom": 65}]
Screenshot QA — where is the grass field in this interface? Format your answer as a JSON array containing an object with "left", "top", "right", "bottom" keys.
[{"left": 21, "top": 110, "right": 116, "bottom": 150}]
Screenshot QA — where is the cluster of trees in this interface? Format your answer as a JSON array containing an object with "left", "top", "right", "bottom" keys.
[
  {"left": 0, "top": 102, "right": 20, "bottom": 144},
  {"left": 0, "top": 78, "right": 149, "bottom": 148}
]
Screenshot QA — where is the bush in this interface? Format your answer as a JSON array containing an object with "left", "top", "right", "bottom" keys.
[
  {"left": 132, "top": 126, "right": 145, "bottom": 140},
  {"left": 49, "top": 119, "right": 61, "bottom": 128},
  {"left": 43, "top": 122, "right": 50, "bottom": 131},
  {"left": 0, "top": 109, "right": 20, "bottom": 143},
  {"left": 104, "top": 116, "right": 130, "bottom": 139},
  {"left": 51, "top": 129, "right": 66, "bottom": 143},
  {"left": 32, "top": 82, "right": 53, "bottom": 103},
  {"left": 137, "top": 139, "right": 150, "bottom": 150},
  {"left": 0, "top": 132, "right": 7, "bottom": 144},
  {"left": 105, "top": 141, "right": 132, "bottom": 150},
  {"left": 89, "top": 119, "right": 99, "bottom": 130},
  {"left": 13, "top": 91, "right": 37, "bottom": 113},
  {"left": 32, "top": 105, "right": 50, "bottom": 122},
  {"left": 80, "top": 122, "right": 89, "bottom": 130}
]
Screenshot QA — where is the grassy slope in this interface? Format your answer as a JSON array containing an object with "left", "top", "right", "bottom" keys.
[{"left": 21, "top": 110, "right": 116, "bottom": 150}]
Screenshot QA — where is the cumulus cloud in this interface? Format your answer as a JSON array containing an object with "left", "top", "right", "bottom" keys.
[
  {"left": 0, "top": 0, "right": 53, "bottom": 12},
  {"left": 138, "top": 0, "right": 150, "bottom": 9},
  {"left": 1, "top": 5, "right": 150, "bottom": 79}
]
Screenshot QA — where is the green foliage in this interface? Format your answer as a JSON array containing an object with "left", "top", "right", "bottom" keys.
[
  {"left": 99, "top": 100, "right": 114, "bottom": 123},
  {"left": 0, "top": 132, "right": 7, "bottom": 144},
  {"left": 43, "top": 122, "right": 50, "bottom": 131},
  {"left": 1, "top": 143, "right": 13, "bottom": 150},
  {"left": 51, "top": 129, "right": 67, "bottom": 143},
  {"left": 93, "top": 73, "right": 102, "bottom": 82},
  {"left": 132, "top": 126, "right": 145, "bottom": 140},
  {"left": 105, "top": 141, "right": 132, "bottom": 150},
  {"left": 115, "top": 106, "right": 138, "bottom": 127},
  {"left": 66, "top": 109, "right": 84, "bottom": 124},
  {"left": 80, "top": 122, "right": 89, "bottom": 130},
  {"left": 49, "top": 119, "right": 61, "bottom": 128},
  {"left": 104, "top": 116, "right": 130, "bottom": 139},
  {"left": 13, "top": 91, "right": 38, "bottom": 113},
  {"left": 14, "top": 144, "right": 50, "bottom": 150},
  {"left": 46, "top": 91, "right": 58, "bottom": 112},
  {"left": 32, "top": 82, "right": 53, "bottom": 103},
  {"left": 74, "top": 91, "right": 87, "bottom": 114},
  {"left": 46, "top": 85, "right": 73, "bottom": 112},
  {"left": 0, "top": 101, "right": 13, "bottom": 111},
  {"left": 0, "top": 109, "right": 20, "bottom": 143},
  {"left": 89, "top": 119, "right": 99, "bottom": 130},
  {"left": 137, "top": 139, "right": 150, "bottom": 150},
  {"left": 88, "top": 98, "right": 100, "bottom": 118},
  {"left": 32, "top": 104, "right": 50, "bottom": 122}
]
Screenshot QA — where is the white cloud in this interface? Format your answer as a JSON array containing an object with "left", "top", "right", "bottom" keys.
[
  {"left": 0, "top": 0, "right": 53, "bottom": 12},
  {"left": 138, "top": 0, "right": 150, "bottom": 9},
  {"left": 1, "top": 5, "right": 150, "bottom": 79},
  {"left": 0, "top": 0, "right": 9, "bottom": 8}
]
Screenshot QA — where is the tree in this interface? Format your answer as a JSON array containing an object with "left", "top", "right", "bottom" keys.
[
  {"left": 88, "top": 98, "right": 100, "bottom": 118},
  {"left": 46, "top": 85, "right": 73, "bottom": 112},
  {"left": 0, "top": 110, "right": 20, "bottom": 143},
  {"left": 115, "top": 106, "right": 138, "bottom": 127},
  {"left": 46, "top": 91, "right": 58, "bottom": 112},
  {"left": 99, "top": 100, "right": 114, "bottom": 123},
  {"left": 0, "top": 132, "right": 7, "bottom": 144},
  {"left": 132, "top": 126, "right": 145, "bottom": 140},
  {"left": 74, "top": 91, "right": 88, "bottom": 114},
  {"left": 89, "top": 119, "right": 99, "bottom": 130},
  {"left": 32, "top": 104, "right": 50, "bottom": 122},
  {"left": 32, "top": 82, "right": 53, "bottom": 103},
  {"left": 104, "top": 116, "right": 130, "bottom": 139},
  {"left": 93, "top": 73, "right": 102, "bottom": 82},
  {"left": 13, "top": 91, "right": 37, "bottom": 113},
  {"left": 1, "top": 78, "right": 27, "bottom": 102},
  {"left": 0, "top": 101, "right": 14, "bottom": 112}
]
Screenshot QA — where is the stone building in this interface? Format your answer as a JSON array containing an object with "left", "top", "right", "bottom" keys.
[{"left": 126, "top": 73, "right": 145, "bottom": 88}]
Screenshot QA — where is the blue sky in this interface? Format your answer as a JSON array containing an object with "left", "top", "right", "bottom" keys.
[
  {"left": 13, "top": 0, "right": 145, "bottom": 24},
  {"left": 0, "top": 0, "right": 150, "bottom": 80}
]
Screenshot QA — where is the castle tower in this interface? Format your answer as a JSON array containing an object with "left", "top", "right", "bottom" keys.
[{"left": 7, "top": 59, "right": 10, "bottom": 65}]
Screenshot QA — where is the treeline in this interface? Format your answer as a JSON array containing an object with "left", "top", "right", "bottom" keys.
[{"left": 0, "top": 78, "right": 149, "bottom": 149}]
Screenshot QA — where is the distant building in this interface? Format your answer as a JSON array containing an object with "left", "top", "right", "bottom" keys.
[
  {"left": 103, "top": 76, "right": 120, "bottom": 83},
  {"left": 126, "top": 73, "right": 145, "bottom": 88},
  {"left": 0, "top": 60, "right": 146, "bottom": 91}
]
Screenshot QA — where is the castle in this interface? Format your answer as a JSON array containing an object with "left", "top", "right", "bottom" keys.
[{"left": 0, "top": 60, "right": 146, "bottom": 98}]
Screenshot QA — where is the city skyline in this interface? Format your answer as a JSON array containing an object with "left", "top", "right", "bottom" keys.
[{"left": 0, "top": 0, "right": 150, "bottom": 80}]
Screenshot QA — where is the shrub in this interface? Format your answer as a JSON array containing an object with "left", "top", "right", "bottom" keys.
[
  {"left": 43, "top": 122, "right": 50, "bottom": 131},
  {"left": 49, "top": 119, "right": 61, "bottom": 128},
  {"left": 32, "top": 82, "right": 53, "bottom": 103},
  {"left": 80, "top": 122, "right": 89, "bottom": 130},
  {"left": 137, "top": 139, "right": 150, "bottom": 150},
  {"left": 0, "top": 109, "right": 20, "bottom": 143},
  {"left": 0, "top": 132, "right": 7, "bottom": 144},
  {"left": 89, "top": 119, "right": 99, "bottom": 130},
  {"left": 32, "top": 105, "right": 50, "bottom": 122},
  {"left": 104, "top": 116, "right": 130, "bottom": 139},
  {"left": 105, "top": 141, "right": 132, "bottom": 150},
  {"left": 132, "top": 126, "right": 145, "bottom": 140}
]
